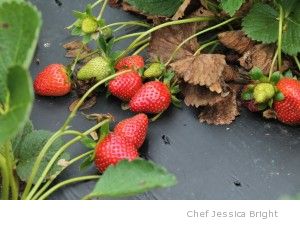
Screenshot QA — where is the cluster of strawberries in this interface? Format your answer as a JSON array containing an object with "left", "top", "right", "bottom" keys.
[
  {"left": 109, "top": 55, "right": 171, "bottom": 114},
  {"left": 33, "top": 55, "right": 175, "bottom": 172}
]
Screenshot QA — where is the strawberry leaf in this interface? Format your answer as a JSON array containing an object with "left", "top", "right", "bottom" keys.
[
  {"left": 220, "top": 0, "right": 246, "bottom": 16},
  {"left": 0, "top": 1, "right": 41, "bottom": 143},
  {"left": 281, "top": 1, "right": 300, "bottom": 55},
  {"left": 16, "top": 130, "right": 70, "bottom": 184},
  {"left": 0, "top": 66, "right": 34, "bottom": 144},
  {"left": 124, "top": 0, "right": 183, "bottom": 17},
  {"left": 88, "top": 159, "right": 177, "bottom": 198},
  {"left": 242, "top": 3, "right": 278, "bottom": 44}
]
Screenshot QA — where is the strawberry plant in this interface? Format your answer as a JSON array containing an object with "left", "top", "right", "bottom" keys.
[{"left": 0, "top": 0, "right": 177, "bottom": 200}]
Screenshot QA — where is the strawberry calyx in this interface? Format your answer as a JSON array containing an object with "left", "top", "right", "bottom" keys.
[{"left": 242, "top": 67, "right": 286, "bottom": 112}]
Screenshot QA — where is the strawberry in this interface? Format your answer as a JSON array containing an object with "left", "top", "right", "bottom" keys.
[
  {"left": 108, "top": 70, "right": 143, "bottom": 101},
  {"left": 129, "top": 81, "right": 171, "bottom": 114},
  {"left": 273, "top": 78, "right": 300, "bottom": 125},
  {"left": 34, "top": 64, "right": 71, "bottom": 96},
  {"left": 114, "top": 114, "right": 148, "bottom": 148},
  {"left": 115, "top": 55, "right": 144, "bottom": 71},
  {"left": 81, "top": 17, "right": 98, "bottom": 34},
  {"left": 144, "top": 63, "right": 165, "bottom": 78},
  {"left": 94, "top": 133, "right": 139, "bottom": 172},
  {"left": 77, "top": 56, "right": 112, "bottom": 81}
]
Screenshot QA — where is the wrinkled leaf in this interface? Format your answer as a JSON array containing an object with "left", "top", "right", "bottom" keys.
[
  {"left": 199, "top": 85, "right": 240, "bottom": 125},
  {"left": 170, "top": 54, "right": 227, "bottom": 93},
  {"left": 89, "top": 159, "right": 177, "bottom": 198},
  {"left": 218, "top": 30, "right": 254, "bottom": 54},
  {"left": 16, "top": 130, "right": 70, "bottom": 184}
]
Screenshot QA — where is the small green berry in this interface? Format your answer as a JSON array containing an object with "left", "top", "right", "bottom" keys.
[
  {"left": 253, "top": 83, "right": 275, "bottom": 104},
  {"left": 144, "top": 63, "right": 164, "bottom": 78},
  {"left": 81, "top": 17, "right": 98, "bottom": 34},
  {"left": 101, "top": 27, "right": 113, "bottom": 40}
]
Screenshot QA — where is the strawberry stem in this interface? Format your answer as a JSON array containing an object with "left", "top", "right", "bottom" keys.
[
  {"left": 193, "top": 40, "right": 219, "bottom": 56},
  {"left": 25, "top": 120, "right": 110, "bottom": 200},
  {"left": 118, "top": 16, "right": 215, "bottom": 60},
  {"left": 97, "top": 0, "right": 108, "bottom": 20},
  {"left": 165, "top": 17, "right": 237, "bottom": 66},
  {"left": 114, "top": 32, "right": 145, "bottom": 43},
  {"left": 0, "top": 154, "right": 10, "bottom": 200},
  {"left": 277, "top": 5, "right": 284, "bottom": 69},
  {"left": 37, "top": 175, "right": 100, "bottom": 200},
  {"left": 102, "top": 21, "right": 151, "bottom": 30},
  {"left": 132, "top": 42, "right": 149, "bottom": 55},
  {"left": 91, "top": 0, "right": 104, "bottom": 8},
  {"left": 151, "top": 112, "right": 164, "bottom": 122},
  {"left": 294, "top": 56, "right": 300, "bottom": 72},
  {"left": 269, "top": 48, "right": 279, "bottom": 80},
  {"left": 30, "top": 150, "right": 94, "bottom": 200}
]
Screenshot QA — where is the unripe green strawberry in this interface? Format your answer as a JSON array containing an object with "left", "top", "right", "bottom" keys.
[
  {"left": 101, "top": 27, "right": 113, "bottom": 40},
  {"left": 253, "top": 83, "right": 275, "bottom": 104},
  {"left": 144, "top": 63, "right": 164, "bottom": 78},
  {"left": 81, "top": 17, "right": 98, "bottom": 34},
  {"left": 77, "top": 56, "right": 112, "bottom": 81}
]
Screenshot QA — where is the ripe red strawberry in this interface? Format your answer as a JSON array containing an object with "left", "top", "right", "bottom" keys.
[
  {"left": 34, "top": 64, "right": 71, "bottom": 96},
  {"left": 114, "top": 114, "right": 148, "bottom": 148},
  {"left": 115, "top": 55, "right": 144, "bottom": 71},
  {"left": 273, "top": 78, "right": 300, "bottom": 125},
  {"left": 129, "top": 81, "right": 171, "bottom": 114},
  {"left": 94, "top": 133, "right": 139, "bottom": 172},
  {"left": 108, "top": 70, "right": 143, "bottom": 101}
]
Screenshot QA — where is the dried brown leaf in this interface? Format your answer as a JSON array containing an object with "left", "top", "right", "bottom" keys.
[
  {"left": 148, "top": 23, "right": 198, "bottom": 62},
  {"left": 69, "top": 96, "right": 97, "bottom": 112},
  {"left": 222, "top": 65, "right": 240, "bottom": 82},
  {"left": 239, "top": 44, "right": 276, "bottom": 75},
  {"left": 235, "top": 0, "right": 253, "bottom": 17},
  {"left": 63, "top": 40, "right": 92, "bottom": 59},
  {"left": 263, "top": 109, "right": 277, "bottom": 120},
  {"left": 190, "top": 7, "right": 214, "bottom": 31},
  {"left": 183, "top": 84, "right": 225, "bottom": 107},
  {"left": 172, "top": 0, "right": 192, "bottom": 20},
  {"left": 199, "top": 88, "right": 240, "bottom": 125},
  {"left": 170, "top": 54, "right": 227, "bottom": 93},
  {"left": 218, "top": 30, "right": 254, "bottom": 54}
]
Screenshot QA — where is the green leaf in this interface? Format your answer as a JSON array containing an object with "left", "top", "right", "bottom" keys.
[
  {"left": 11, "top": 120, "right": 34, "bottom": 158},
  {"left": 277, "top": 0, "right": 298, "bottom": 15},
  {"left": 220, "top": 0, "right": 246, "bottom": 16},
  {"left": 281, "top": 2, "right": 300, "bottom": 55},
  {"left": 80, "top": 155, "right": 94, "bottom": 171},
  {"left": 0, "top": 66, "right": 34, "bottom": 144},
  {"left": 242, "top": 3, "right": 278, "bottom": 44},
  {"left": 0, "top": 1, "right": 41, "bottom": 142},
  {"left": 124, "top": 0, "right": 183, "bottom": 17},
  {"left": 89, "top": 159, "right": 177, "bottom": 198},
  {"left": 16, "top": 130, "right": 70, "bottom": 184}
]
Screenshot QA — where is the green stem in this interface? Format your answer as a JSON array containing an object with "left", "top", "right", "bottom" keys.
[
  {"left": 277, "top": 5, "right": 284, "bottom": 68},
  {"left": 70, "top": 44, "right": 84, "bottom": 74},
  {"left": 97, "top": 0, "right": 108, "bottom": 20},
  {"left": 120, "top": 16, "right": 215, "bottom": 60},
  {"left": 193, "top": 40, "right": 219, "bottom": 56},
  {"left": 102, "top": 21, "right": 151, "bottom": 30},
  {"left": 0, "top": 154, "right": 9, "bottom": 200},
  {"left": 114, "top": 32, "right": 145, "bottom": 43},
  {"left": 25, "top": 120, "right": 109, "bottom": 200},
  {"left": 78, "top": 50, "right": 99, "bottom": 61},
  {"left": 91, "top": 0, "right": 103, "bottom": 8},
  {"left": 31, "top": 150, "right": 94, "bottom": 200},
  {"left": 21, "top": 130, "right": 64, "bottom": 199},
  {"left": 269, "top": 48, "right": 279, "bottom": 80},
  {"left": 4, "top": 142, "right": 18, "bottom": 200},
  {"left": 166, "top": 17, "right": 237, "bottom": 65},
  {"left": 132, "top": 43, "right": 149, "bottom": 55},
  {"left": 294, "top": 56, "right": 300, "bottom": 71},
  {"left": 38, "top": 175, "right": 100, "bottom": 200}
]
